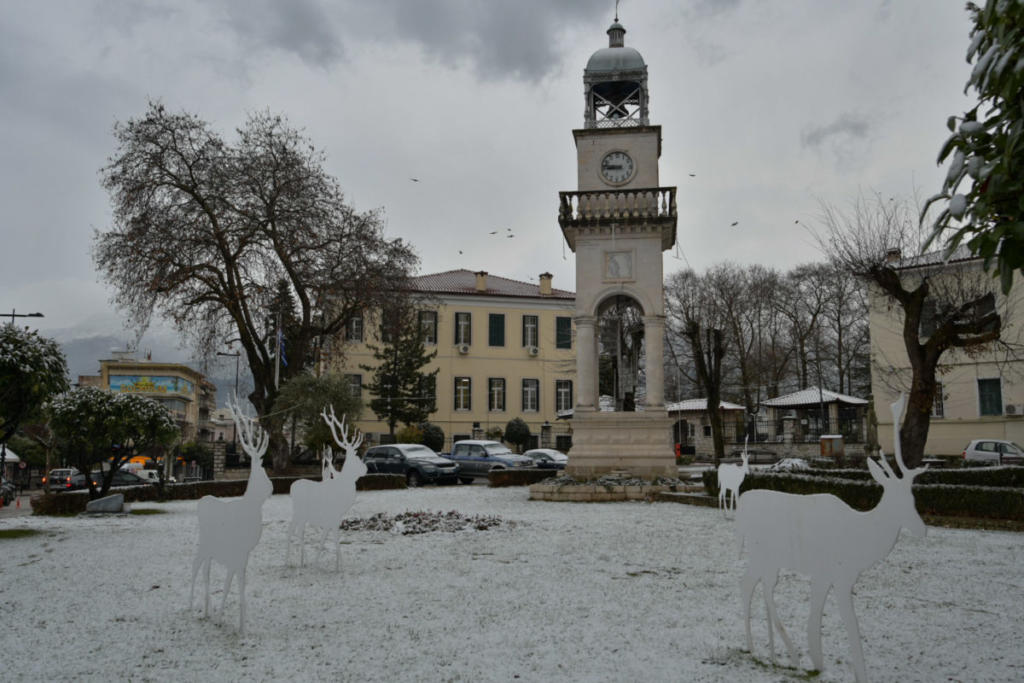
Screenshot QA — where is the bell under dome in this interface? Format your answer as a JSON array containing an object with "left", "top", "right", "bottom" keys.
[{"left": 582, "top": 19, "right": 649, "bottom": 129}]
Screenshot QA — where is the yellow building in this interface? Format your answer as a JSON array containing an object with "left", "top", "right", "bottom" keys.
[
  {"left": 868, "top": 249, "right": 1024, "bottom": 456},
  {"left": 331, "top": 269, "right": 576, "bottom": 451},
  {"left": 78, "top": 353, "right": 217, "bottom": 443}
]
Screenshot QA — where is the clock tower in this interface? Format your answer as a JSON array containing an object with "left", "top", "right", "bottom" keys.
[{"left": 559, "top": 18, "right": 677, "bottom": 478}]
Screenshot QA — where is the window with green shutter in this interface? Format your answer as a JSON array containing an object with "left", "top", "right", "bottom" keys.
[
  {"left": 978, "top": 378, "right": 1002, "bottom": 416},
  {"left": 489, "top": 313, "right": 505, "bottom": 346},
  {"left": 556, "top": 316, "right": 572, "bottom": 349}
]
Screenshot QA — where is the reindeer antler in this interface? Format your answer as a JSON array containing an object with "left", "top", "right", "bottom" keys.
[
  {"left": 228, "top": 393, "right": 269, "bottom": 462},
  {"left": 322, "top": 404, "right": 363, "bottom": 456}
]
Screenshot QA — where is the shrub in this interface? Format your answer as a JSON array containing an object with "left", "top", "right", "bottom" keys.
[
  {"left": 418, "top": 422, "right": 445, "bottom": 452},
  {"left": 488, "top": 468, "right": 559, "bottom": 487},
  {"left": 396, "top": 424, "right": 424, "bottom": 444},
  {"left": 504, "top": 418, "right": 531, "bottom": 453}
]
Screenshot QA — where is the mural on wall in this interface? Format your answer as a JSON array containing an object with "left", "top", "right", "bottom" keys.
[
  {"left": 189, "top": 396, "right": 272, "bottom": 633},
  {"left": 286, "top": 405, "right": 366, "bottom": 569},
  {"left": 735, "top": 394, "right": 926, "bottom": 683},
  {"left": 109, "top": 375, "right": 194, "bottom": 394},
  {"left": 717, "top": 437, "right": 750, "bottom": 513}
]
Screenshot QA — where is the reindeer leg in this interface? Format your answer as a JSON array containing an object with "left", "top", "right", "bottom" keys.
[
  {"left": 286, "top": 521, "right": 295, "bottom": 565},
  {"left": 740, "top": 569, "right": 758, "bottom": 655},
  {"left": 807, "top": 581, "right": 829, "bottom": 671},
  {"left": 238, "top": 566, "right": 247, "bottom": 634},
  {"left": 334, "top": 526, "right": 341, "bottom": 572},
  {"left": 299, "top": 523, "right": 307, "bottom": 567},
  {"left": 765, "top": 571, "right": 799, "bottom": 669},
  {"left": 221, "top": 570, "right": 234, "bottom": 617},
  {"left": 835, "top": 586, "right": 868, "bottom": 683},
  {"left": 189, "top": 554, "right": 201, "bottom": 610},
  {"left": 203, "top": 558, "right": 212, "bottom": 617}
]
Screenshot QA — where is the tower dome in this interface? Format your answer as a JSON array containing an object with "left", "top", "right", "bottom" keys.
[{"left": 583, "top": 20, "right": 649, "bottom": 128}]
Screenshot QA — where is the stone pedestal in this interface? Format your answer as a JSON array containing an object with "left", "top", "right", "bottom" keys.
[
  {"left": 213, "top": 441, "right": 226, "bottom": 479},
  {"left": 565, "top": 410, "right": 675, "bottom": 478}
]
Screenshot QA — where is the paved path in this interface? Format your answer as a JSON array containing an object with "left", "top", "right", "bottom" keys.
[{"left": 0, "top": 493, "right": 35, "bottom": 519}]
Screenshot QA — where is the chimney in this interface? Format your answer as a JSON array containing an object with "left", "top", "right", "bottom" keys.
[
  {"left": 539, "top": 272, "right": 553, "bottom": 296},
  {"left": 885, "top": 248, "right": 902, "bottom": 264},
  {"left": 475, "top": 271, "right": 488, "bottom": 292}
]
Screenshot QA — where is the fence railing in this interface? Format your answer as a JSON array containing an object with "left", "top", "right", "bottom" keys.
[{"left": 678, "top": 417, "right": 865, "bottom": 446}]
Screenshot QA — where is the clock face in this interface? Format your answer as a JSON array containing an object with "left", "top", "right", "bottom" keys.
[{"left": 600, "top": 151, "right": 635, "bottom": 185}]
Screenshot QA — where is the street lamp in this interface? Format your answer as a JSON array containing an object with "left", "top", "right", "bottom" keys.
[
  {"left": 217, "top": 349, "right": 241, "bottom": 450},
  {"left": 7, "top": 310, "right": 44, "bottom": 325}
]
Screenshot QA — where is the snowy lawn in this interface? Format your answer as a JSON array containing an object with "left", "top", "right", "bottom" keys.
[{"left": 2, "top": 486, "right": 1022, "bottom": 681}]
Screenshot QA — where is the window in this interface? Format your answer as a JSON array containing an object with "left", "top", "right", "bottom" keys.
[
  {"left": 555, "top": 435, "right": 572, "bottom": 452},
  {"left": 380, "top": 307, "right": 401, "bottom": 343},
  {"left": 522, "top": 379, "right": 539, "bottom": 412},
  {"left": 419, "top": 311, "right": 437, "bottom": 345},
  {"left": 345, "top": 374, "right": 362, "bottom": 399},
  {"left": 555, "top": 380, "right": 573, "bottom": 412},
  {"left": 345, "top": 314, "right": 363, "bottom": 342},
  {"left": 556, "top": 317, "right": 572, "bottom": 349},
  {"left": 979, "top": 378, "right": 1003, "bottom": 416},
  {"left": 419, "top": 375, "right": 437, "bottom": 412},
  {"left": 933, "top": 383, "right": 944, "bottom": 418},
  {"left": 455, "top": 312, "right": 471, "bottom": 345},
  {"left": 522, "top": 315, "right": 538, "bottom": 347},
  {"left": 489, "top": 313, "right": 505, "bottom": 347},
  {"left": 454, "top": 377, "right": 471, "bottom": 411},
  {"left": 488, "top": 378, "right": 506, "bottom": 411}
]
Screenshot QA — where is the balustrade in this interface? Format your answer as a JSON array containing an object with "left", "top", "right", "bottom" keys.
[{"left": 558, "top": 187, "right": 676, "bottom": 224}]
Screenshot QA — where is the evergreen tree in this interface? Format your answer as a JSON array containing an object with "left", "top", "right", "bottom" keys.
[{"left": 361, "top": 304, "right": 438, "bottom": 435}]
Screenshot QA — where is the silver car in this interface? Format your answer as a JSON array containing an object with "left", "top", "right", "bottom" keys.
[{"left": 962, "top": 439, "right": 1024, "bottom": 465}]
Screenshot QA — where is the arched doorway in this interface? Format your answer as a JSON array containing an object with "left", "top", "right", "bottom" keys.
[{"left": 596, "top": 294, "right": 645, "bottom": 411}]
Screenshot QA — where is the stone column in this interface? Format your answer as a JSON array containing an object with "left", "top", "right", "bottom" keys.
[
  {"left": 574, "top": 316, "right": 597, "bottom": 410},
  {"left": 643, "top": 315, "right": 666, "bottom": 409}
]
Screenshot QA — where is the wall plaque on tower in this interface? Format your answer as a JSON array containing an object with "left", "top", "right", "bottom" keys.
[{"left": 604, "top": 250, "right": 634, "bottom": 281}]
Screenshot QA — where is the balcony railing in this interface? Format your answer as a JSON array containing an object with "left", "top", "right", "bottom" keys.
[{"left": 558, "top": 187, "right": 676, "bottom": 224}]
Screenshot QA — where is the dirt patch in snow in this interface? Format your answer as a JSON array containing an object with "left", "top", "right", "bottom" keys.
[{"left": 339, "top": 510, "right": 516, "bottom": 535}]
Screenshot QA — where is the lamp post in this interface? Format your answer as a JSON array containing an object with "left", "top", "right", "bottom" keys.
[
  {"left": 217, "top": 349, "right": 241, "bottom": 450},
  {"left": 7, "top": 310, "right": 44, "bottom": 325}
]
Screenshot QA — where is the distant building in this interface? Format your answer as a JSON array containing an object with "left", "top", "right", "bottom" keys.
[
  {"left": 78, "top": 352, "right": 216, "bottom": 443},
  {"left": 329, "top": 269, "right": 576, "bottom": 451},
  {"left": 668, "top": 398, "right": 745, "bottom": 459},
  {"left": 868, "top": 249, "right": 1024, "bottom": 456}
]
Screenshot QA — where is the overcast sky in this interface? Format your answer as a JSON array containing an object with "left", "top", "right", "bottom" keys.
[{"left": 1, "top": 0, "right": 975, "bottom": 346}]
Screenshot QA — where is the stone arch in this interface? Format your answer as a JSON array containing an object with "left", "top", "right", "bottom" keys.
[{"left": 587, "top": 284, "right": 657, "bottom": 319}]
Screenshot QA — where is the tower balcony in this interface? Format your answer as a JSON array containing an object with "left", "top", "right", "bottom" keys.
[{"left": 558, "top": 187, "right": 677, "bottom": 251}]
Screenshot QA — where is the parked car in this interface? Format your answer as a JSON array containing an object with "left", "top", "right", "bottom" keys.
[
  {"left": 91, "top": 469, "right": 154, "bottom": 489},
  {"left": 0, "top": 479, "right": 15, "bottom": 505},
  {"left": 363, "top": 444, "right": 460, "bottom": 487},
  {"left": 522, "top": 448, "right": 568, "bottom": 470},
  {"left": 962, "top": 439, "right": 1024, "bottom": 465},
  {"left": 44, "top": 468, "right": 83, "bottom": 492},
  {"left": 447, "top": 440, "right": 536, "bottom": 483}
]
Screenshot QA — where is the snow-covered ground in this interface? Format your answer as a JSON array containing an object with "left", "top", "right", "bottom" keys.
[{"left": 2, "top": 486, "right": 1022, "bottom": 681}]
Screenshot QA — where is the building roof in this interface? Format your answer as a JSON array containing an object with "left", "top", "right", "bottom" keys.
[
  {"left": 586, "top": 46, "right": 646, "bottom": 73},
  {"left": 762, "top": 387, "right": 868, "bottom": 408},
  {"left": 412, "top": 269, "right": 574, "bottom": 300},
  {"left": 666, "top": 398, "right": 745, "bottom": 413},
  {"left": 892, "top": 245, "right": 976, "bottom": 270}
]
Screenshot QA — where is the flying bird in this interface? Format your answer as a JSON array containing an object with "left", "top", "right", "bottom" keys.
[
  {"left": 689, "top": 173, "right": 696, "bottom": 177},
  {"left": 507, "top": 234, "right": 515, "bottom": 238},
  {"left": 410, "top": 178, "right": 420, "bottom": 182},
  {"left": 458, "top": 250, "right": 463, "bottom": 254},
  {"left": 730, "top": 221, "right": 739, "bottom": 227},
  {"left": 489, "top": 230, "right": 498, "bottom": 234}
]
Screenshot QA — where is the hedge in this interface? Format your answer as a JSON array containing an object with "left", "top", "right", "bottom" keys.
[
  {"left": 704, "top": 465, "right": 1024, "bottom": 494},
  {"left": 701, "top": 470, "right": 1024, "bottom": 520},
  {"left": 488, "top": 469, "right": 561, "bottom": 487},
  {"left": 31, "top": 473, "right": 406, "bottom": 516}
]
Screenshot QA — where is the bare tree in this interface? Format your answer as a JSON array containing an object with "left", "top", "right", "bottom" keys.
[
  {"left": 95, "top": 102, "right": 417, "bottom": 468},
  {"left": 814, "top": 192, "right": 1002, "bottom": 467},
  {"left": 776, "top": 263, "right": 830, "bottom": 390}
]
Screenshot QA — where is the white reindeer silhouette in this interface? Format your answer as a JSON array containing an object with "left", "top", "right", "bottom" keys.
[
  {"left": 717, "top": 438, "right": 750, "bottom": 512},
  {"left": 285, "top": 405, "right": 366, "bottom": 569},
  {"left": 189, "top": 396, "right": 273, "bottom": 633},
  {"left": 735, "top": 395, "right": 926, "bottom": 682}
]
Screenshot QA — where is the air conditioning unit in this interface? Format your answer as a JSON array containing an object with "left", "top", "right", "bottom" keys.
[
  {"left": 457, "top": 343, "right": 470, "bottom": 355},
  {"left": 527, "top": 345, "right": 539, "bottom": 356},
  {"left": 1006, "top": 404, "right": 1024, "bottom": 416}
]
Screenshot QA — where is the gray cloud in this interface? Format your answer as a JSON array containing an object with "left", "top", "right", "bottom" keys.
[
  {"left": 800, "top": 113, "right": 870, "bottom": 149},
  {"left": 218, "top": 0, "right": 344, "bottom": 67},
  {"left": 376, "top": 0, "right": 607, "bottom": 81}
]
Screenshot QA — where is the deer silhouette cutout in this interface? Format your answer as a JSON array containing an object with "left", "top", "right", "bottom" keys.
[
  {"left": 718, "top": 437, "right": 750, "bottom": 513},
  {"left": 735, "top": 394, "right": 926, "bottom": 682},
  {"left": 285, "top": 405, "right": 366, "bottom": 569},
  {"left": 189, "top": 396, "right": 273, "bottom": 633}
]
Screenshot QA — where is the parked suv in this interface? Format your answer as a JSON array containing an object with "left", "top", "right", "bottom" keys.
[
  {"left": 962, "top": 439, "right": 1024, "bottom": 465},
  {"left": 447, "top": 440, "right": 536, "bottom": 483},
  {"left": 363, "top": 444, "right": 460, "bottom": 487},
  {"left": 44, "top": 468, "right": 83, "bottom": 492}
]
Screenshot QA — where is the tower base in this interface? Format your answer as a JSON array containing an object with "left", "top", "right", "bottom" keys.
[{"left": 565, "top": 410, "right": 675, "bottom": 479}]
